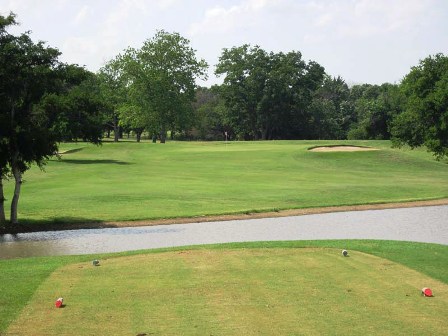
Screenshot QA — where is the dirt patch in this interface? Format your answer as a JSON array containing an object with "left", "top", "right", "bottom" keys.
[{"left": 309, "top": 146, "right": 378, "bottom": 152}]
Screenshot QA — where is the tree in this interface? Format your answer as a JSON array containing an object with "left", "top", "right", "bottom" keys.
[
  {"left": 215, "top": 45, "right": 325, "bottom": 140},
  {"left": 0, "top": 13, "right": 63, "bottom": 225},
  {"left": 0, "top": 15, "right": 11, "bottom": 221},
  {"left": 307, "top": 76, "right": 352, "bottom": 139},
  {"left": 0, "top": 115, "right": 8, "bottom": 223},
  {"left": 118, "top": 102, "right": 150, "bottom": 142},
  {"left": 98, "top": 54, "right": 129, "bottom": 142},
  {"left": 391, "top": 54, "right": 448, "bottom": 159},
  {"left": 122, "top": 31, "right": 208, "bottom": 143},
  {"left": 38, "top": 65, "right": 105, "bottom": 144},
  {"left": 0, "top": 13, "right": 103, "bottom": 226},
  {"left": 191, "top": 86, "right": 229, "bottom": 140},
  {"left": 260, "top": 51, "right": 311, "bottom": 140},
  {"left": 215, "top": 45, "right": 269, "bottom": 139},
  {"left": 348, "top": 83, "right": 403, "bottom": 140}
]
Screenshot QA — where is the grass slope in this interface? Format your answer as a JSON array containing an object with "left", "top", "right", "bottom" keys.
[
  {"left": 2, "top": 140, "right": 448, "bottom": 227},
  {"left": 1, "top": 240, "right": 448, "bottom": 334},
  {"left": 6, "top": 246, "right": 448, "bottom": 335}
]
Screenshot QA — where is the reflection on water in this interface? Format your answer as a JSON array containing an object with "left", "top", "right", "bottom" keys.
[
  {"left": 0, "top": 227, "right": 186, "bottom": 259},
  {"left": 0, "top": 227, "right": 183, "bottom": 243},
  {"left": 1, "top": 205, "right": 447, "bottom": 259}
]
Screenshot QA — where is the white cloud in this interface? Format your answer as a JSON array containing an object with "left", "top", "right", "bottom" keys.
[
  {"left": 156, "top": 0, "right": 181, "bottom": 10},
  {"left": 73, "top": 5, "right": 91, "bottom": 25},
  {"left": 315, "top": 13, "right": 333, "bottom": 27},
  {"left": 1, "top": 0, "right": 446, "bottom": 85},
  {"left": 188, "top": 0, "right": 278, "bottom": 36},
  {"left": 61, "top": 36, "right": 99, "bottom": 67},
  {"left": 308, "top": 0, "right": 433, "bottom": 38}
]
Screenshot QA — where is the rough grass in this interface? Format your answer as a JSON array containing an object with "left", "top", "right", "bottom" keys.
[
  {"left": 6, "top": 247, "right": 448, "bottom": 335},
  {"left": 2, "top": 240, "right": 448, "bottom": 334},
  {"left": 2, "top": 140, "right": 448, "bottom": 227}
]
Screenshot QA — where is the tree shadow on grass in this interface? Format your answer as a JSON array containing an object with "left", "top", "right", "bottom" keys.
[
  {"left": 54, "top": 159, "right": 132, "bottom": 165},
  {"left": 0, "top": 217, "right": 123, "bottom": 234},
  {"left": 58, "top": 147, "right": 85, "bottom": 154}
]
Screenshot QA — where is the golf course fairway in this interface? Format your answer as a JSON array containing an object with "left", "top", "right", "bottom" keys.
[
  {"left": 6, "top": 248, "right": 448, "bottom": 335},
  {"left": 2, "top": 140, "right": 447, "bottom": 229}
]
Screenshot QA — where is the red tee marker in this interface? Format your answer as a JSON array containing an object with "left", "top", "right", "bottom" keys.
[
  {"left": 422, "top": 288, "right": 433, "bottom": 297},
  {"left": 55, "top": 297, "right": 64, "bottom": 308}
]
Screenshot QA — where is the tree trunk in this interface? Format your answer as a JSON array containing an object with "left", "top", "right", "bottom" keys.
[
  {"left": 0, "top": 177, "right": 6, "bottom": 225},
  {"left": 160, "top": 126, "right": 166, "bottom": 144},
  {"left": 10, "top": 163, "right": 22, "bottom": 225},
  {"left": 136, "top": 129, "right": 142, "bottom": 143},
  {"left": 113, "top": 115, "right": 119, "bottom": 142},
  {"left": 262, "top": 126, "right": 268, "bottom": 140}
]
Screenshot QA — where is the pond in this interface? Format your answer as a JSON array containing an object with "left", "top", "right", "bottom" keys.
[{"left": 1, "top": 205, "right": 447, "bottom": 259}]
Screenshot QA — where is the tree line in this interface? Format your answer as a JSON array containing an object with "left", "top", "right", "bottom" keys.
[
  {"left": 99, "top": 37, "right": 447, "bottom": 163},
  {"left": 1, "top": 13, "right": 447, "bottom": 226},
  {"left": 196, "top": 47, "right": 446, "bottom": 156}
]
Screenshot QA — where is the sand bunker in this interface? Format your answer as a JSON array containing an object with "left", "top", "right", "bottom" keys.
[{"left": 309, "top": 146, "right": 378, "bottom": 152}]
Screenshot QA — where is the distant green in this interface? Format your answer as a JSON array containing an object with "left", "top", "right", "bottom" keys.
[{"left": 3, "top": 140, "right": 448, "bottom": 225}]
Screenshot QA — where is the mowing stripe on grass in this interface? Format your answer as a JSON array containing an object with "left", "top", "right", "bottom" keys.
[
  {"left": 2, "top": 140, "right": 447, "bottom": 228},
  {"left": 2, "top": 240, "right": 448, "bottom": 334},
  {"left": 6, "top": 248, "right": 448, "bottom": 335}
]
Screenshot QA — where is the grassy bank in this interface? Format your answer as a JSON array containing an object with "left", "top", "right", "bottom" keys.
[
  {"left": 2, "top": 240, "right": 448, "bottom": 335},
  {"left": 2, "top": 140, "right": 448, "bottom": 228}
]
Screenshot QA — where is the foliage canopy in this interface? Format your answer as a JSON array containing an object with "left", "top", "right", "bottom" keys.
[{"left": 391, "top": 53, "right": 448, "bottom": 159}]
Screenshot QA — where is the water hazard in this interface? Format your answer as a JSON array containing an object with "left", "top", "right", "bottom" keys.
[{"left": 1, "top": 205, "right": 447, "bottom": 259}]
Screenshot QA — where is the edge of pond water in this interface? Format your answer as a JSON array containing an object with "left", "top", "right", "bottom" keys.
[{"left": 2, "top": 198, "right": 448, "bottom": 234}]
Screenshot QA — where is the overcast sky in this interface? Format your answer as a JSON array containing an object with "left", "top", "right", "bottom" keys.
[{"left": 1, "top": 0, "right": 447, "bottom": 86}]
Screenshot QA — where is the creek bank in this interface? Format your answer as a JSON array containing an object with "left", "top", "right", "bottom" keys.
[{"left": 2, "top": 198, "right": 448, "bottom": 234}]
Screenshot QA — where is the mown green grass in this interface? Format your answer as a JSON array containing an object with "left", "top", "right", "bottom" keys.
[
  {"left": 2, "top": 140, "right": 448, "bottom": 226},
  {"left": 1, "top": 240, "right": 448, "bottom": 334},
  {"left": 2, "top": 241, "right": 448, "bottom": 335}
]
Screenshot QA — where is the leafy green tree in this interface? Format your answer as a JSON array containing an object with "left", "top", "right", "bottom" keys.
[
  {"left": 0, "top": 14, "right": 104, "bottom": 226},
  {"left": 0, "top": 122, "right": 8, "bottom": 223},
  {"left": 216, "top": 45, "right": 325, "bottom": 140},
  {"left": 308, "top": 76, "right": 352, "bottom": 139},
  {"left": 0, "top": 13, "right": 62, "bottom": 224},
  {"left": 38, "top": 65, "right": 105, "bottom": 144},
  {"left": 286, "top": 60, "right": 327, "bottom": 139},
  {"left": 98, "top": 54, "right": 129, "bottom": 142},
  {"left": 348, "top": 83, "right": 402, "bottom": 140},
  {"left": 260, "top": 51, "right": 312, "bottom": 140},
  {"left": 0, "top": 15, "right": 11, "bottom": 221},
  {"left": 191, "top": 86, "right": 229, "bottom": 140},
  {"left": 123, "top": 31, "right": 207, "bottom": 143},
  {"left": 215, "top": 45, "right": 269, "bottom": 139},
  {"left": 391, "top": 54, "right": 448, "bottom": 159},
  {"left": 117, "top": 102, "right": 149, "bottom": 142}
]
